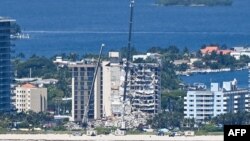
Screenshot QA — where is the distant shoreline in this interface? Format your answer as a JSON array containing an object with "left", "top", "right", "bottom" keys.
[
  {"left": 0, "top": 134, "right": 223, "bottom": 141},
  {"left": 177, "top": 67, "right": 247, "bottom": 76}
]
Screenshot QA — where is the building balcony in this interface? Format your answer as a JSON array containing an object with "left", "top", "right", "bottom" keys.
[
  {"left": 196, "top": 111, "right": 213, "bottom": 114},
  {"left": 132, "top": 103, "right": 156, "bottom": 107},
  {"left": 234, "top": 96, "right": 239, "bottom": 99},
  {"left": 196, "top": 107, "right": 213, "bottom": 110},
  {"left": 196, "top": 97, "right": 213, "bottom": 100},
  {"left": 196, "top": 102, "right": 213, "bottom": 105}
]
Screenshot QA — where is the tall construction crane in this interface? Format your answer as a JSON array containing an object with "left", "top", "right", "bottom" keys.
[
  {"left": 82, "top": 44, "right": 105, "bottom": 127},
  {"left": 121, "top": 0, "right": 135, "bottom": 130}
]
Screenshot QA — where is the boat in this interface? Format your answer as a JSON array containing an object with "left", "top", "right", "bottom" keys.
[{"left": 10, "top": 33, "right": 30, "bottom": 39}]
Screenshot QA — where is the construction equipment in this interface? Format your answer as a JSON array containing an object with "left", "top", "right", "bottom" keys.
[
  {"left": 82, "top": 44, "right": 105, "bottom": 127},
  {"left": 121, "top": 0, "right": 135, "bottom": 130}
]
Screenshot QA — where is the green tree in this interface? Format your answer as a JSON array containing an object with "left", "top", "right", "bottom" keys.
[
  {"left": 161, "top": 57, "right": 180, "bottom": 90},
  {"left": 67, "top": 53, "right": 79, "bottom": 61},
  {"left": 212, "top": 112, "right": 250, "bottom": 125},
  {"left": 147, "top": 46, "right": 164, "bottom": 53},
  {"left": 148, "top": 111, "right": 183, "bottom": 129},
  {"left": 201, "top": 124, "right": 221, "bottom": 132},
  {"left": 182, "top": 118, "right": 195, "bottom": 130},
  {"left": 133, "top": 58, "right": 146, "bottom": 63},
  {"left": 15, "top": 56, "right": 57, "bottom": 78},
  {"left": 239, "top": 55, "right": 250, "bottom": 63},
  {"left": 193, "top": 60, "right": 204, "bottom": 68},
  {"left": 47, "top": 85, "right": 64, "bottom": 112},
  {"left": 120, "top": 46, "right": 138, "bottom": 59},
  {"left": 16, "top": 52, "right": 26, "bottom": 59},
  {"left": 183, "top": 47, "right": 189, "bottom": 55},
  {"left": 166, "top": 46, "right": 180, "bottom": 54},
  {"left": 176, "top": 63, "right": 189, "bottom": 71},
  {"left": 208, "top": 62, "right": 220, "bottom": 69},
  {"left": 196, "top": 50, "right": 202, "bottom": 58}
]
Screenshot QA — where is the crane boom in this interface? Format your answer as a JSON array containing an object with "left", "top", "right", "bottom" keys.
[
  {"left": 123, "top": 0, "right": 135, "bottom": 102},
  {"left": 121, "top": 0, "right": 135, "bottom": 130},
  {"left": 82, "top": 44, "right": 105, "bottom": 125}
]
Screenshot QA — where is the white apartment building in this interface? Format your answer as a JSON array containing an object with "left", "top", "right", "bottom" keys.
[
  {"left": 102, "top": 52, "right": 123, "bottom": 117},
  {"left": 132, "top": 53, "right": 161, "bottom": 61},
  {"left": 230, "top": 47, "right": 250, "bottom": 60},
  {"left": 184, "top": 79, "right": 250, "bottom": 122},
  {"left": 14, "top": 83, "right": 47, "bottom": 113}
]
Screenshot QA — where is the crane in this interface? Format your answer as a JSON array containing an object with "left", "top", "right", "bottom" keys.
[
  {"left": 82, "top": 43, "right": 105, "bottom": 127},
  {"left": 121, "top": 0, "right": 135, "bottom": 130}
]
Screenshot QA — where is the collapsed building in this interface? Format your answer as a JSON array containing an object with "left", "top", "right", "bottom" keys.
[
  {"left": 128, "top": 63, "right": 161, "bottom": 114},
  {"left": 53, "top": 52, "right": 161, "bottom": 128},
  {"left": 100, "top": 52, "right": 161, "bottom": 128},
  {"left": 102, "top": 52, "right": 161, "bottom": 118}
]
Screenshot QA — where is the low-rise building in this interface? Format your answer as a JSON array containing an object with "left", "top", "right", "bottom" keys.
[
  {"left": 14, "top": 83, "right": 47, "bottom": 113},
  {"left": 200, "top": 46, "right": 219, "bottom": 55},
  {"left": 230, "top": 47, "right": 250, "bottom": 60},
  {"left": 200, "top": 46, "right": 232, "bottom": 56},
  {"left": 132, "top": 53, "right": 161, "bottom": 61},
  {"left": 184, "top": 79, "right": 250, "bottom": 122},
  {"left": 173, "top": 59, "right": 189, "bottom": 66}
]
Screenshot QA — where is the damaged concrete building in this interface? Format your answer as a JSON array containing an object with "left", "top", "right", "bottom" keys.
[
  {"left": 54, "top": 51, "right": 161, "bottom": 126},
  {"left": 102, "top": 52, "right": 161, "bottom": 118},
  {"left": 129, "top": 63, "right": 161, "bottom": 114}
]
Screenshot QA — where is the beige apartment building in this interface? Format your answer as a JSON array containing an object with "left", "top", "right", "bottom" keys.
[
  {"left": 14, "top": 83, "right": 47, "bottom": 113},
  {"left": 68, "top": 61, "right": 102, "bottom": 122},
  {"left": 102, "top": 52, "right": 122, "bottom": 117}
]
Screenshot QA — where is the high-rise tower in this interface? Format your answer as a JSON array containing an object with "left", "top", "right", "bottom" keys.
[
  {"left": 68, "top": 61, "right": 102, "bottom": 122},
  {"left": 0, "top": 17, "right": 16, "bottom": 112}
]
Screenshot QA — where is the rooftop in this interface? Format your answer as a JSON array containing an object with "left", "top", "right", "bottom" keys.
[
  {"left": 0, "top": 16, "right": 15, "bottom": 22},
  {"left": 21, "top": 83, "right": 37, "bottom": 89},
  {"left": 218, "top": 49, "right": 232, "bottom": 55},
  {"left": 200, "top": 46, "right": 219, "bottom": 54}
]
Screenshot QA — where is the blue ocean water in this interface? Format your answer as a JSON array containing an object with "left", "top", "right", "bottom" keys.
[
  {"left": 180, "top": 69, "right": 248, "bottom": 88},
  {"left": 1, "top": 0, "right": 249, "bottom": 86},
  {"left": 0, "top": 0, "right": 250, "bottom": 57}
]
